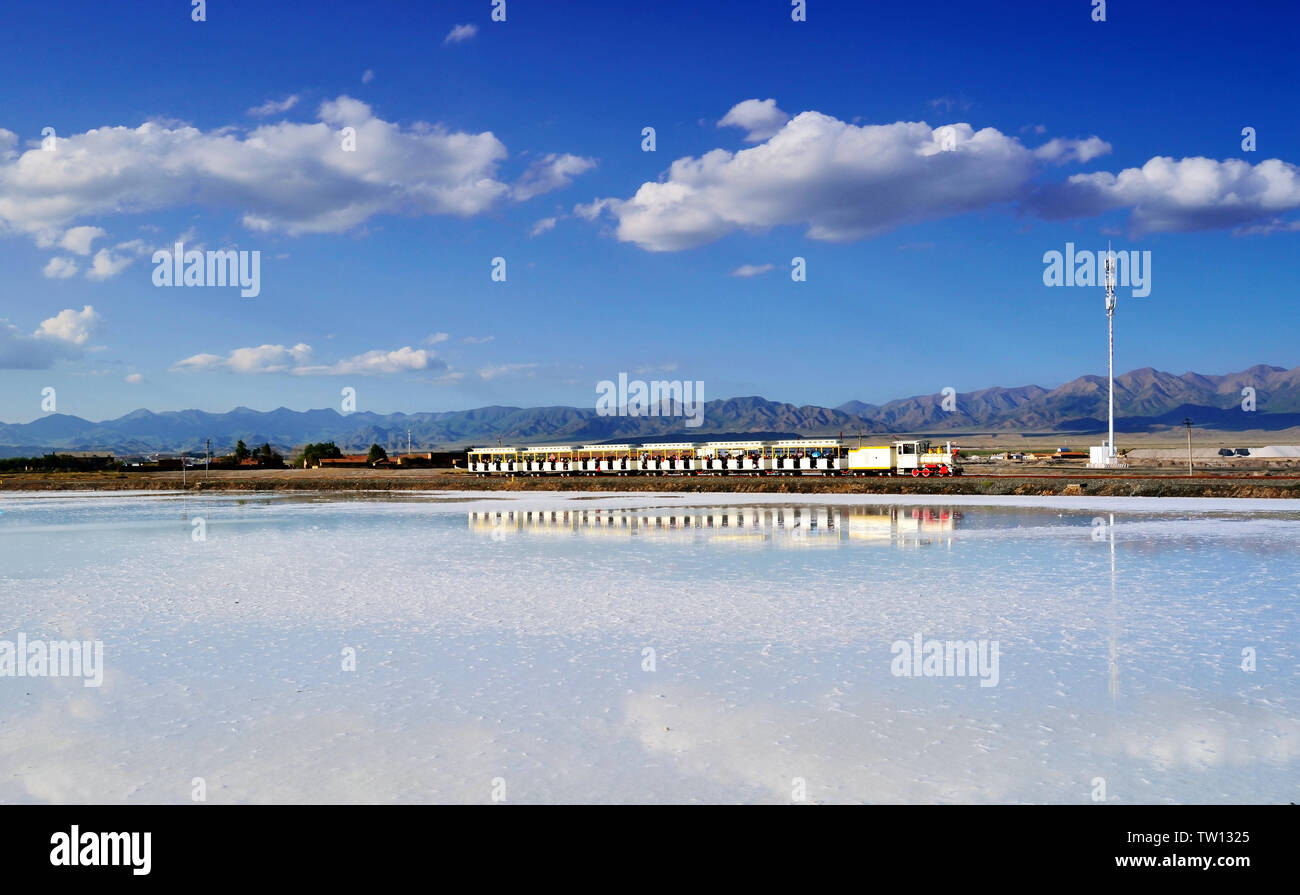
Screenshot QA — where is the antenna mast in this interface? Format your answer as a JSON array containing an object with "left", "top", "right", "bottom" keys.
[{"left": 1104, "top": 245, "right": 1117, "bottom": 465}]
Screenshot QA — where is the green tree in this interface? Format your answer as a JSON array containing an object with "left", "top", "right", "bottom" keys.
[
  {"left": 233, "top": 440, "right": 250, "bottom": 462},
  {"left": 367, "top": 443, "right": 388, "bottom": 465},
  {"left": 296, "top": 441, "right": 342, "bottom": 468}
]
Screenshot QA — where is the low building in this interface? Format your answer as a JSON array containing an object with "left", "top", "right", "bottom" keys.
[{"left": 316, "top": 455, "right": 370, "bottom": 468}]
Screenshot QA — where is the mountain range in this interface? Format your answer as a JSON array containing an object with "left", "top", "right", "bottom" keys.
[{"left": 3, "top": 364, "right": 1298, "bottom": 456}]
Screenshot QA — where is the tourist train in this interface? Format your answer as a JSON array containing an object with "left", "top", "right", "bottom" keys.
[{"left": 467, "top": 439, "right": 962, "bottom": 477}]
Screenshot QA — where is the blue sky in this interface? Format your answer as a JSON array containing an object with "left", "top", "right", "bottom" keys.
[{"left": 2, "top": 0, "right": 1298, "bottom": 423}]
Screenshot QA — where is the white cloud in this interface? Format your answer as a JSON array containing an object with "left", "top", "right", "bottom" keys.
[
  {"left": 929, "top": 96, "right": 972, "bottom": 113},
  {"left": 573, "top": 198, "right": 615, "bottom": 221},
  {"left": 295, "top": 346, "right": 441, "bottom": 376},
  {"left": 173, "top": 343, "right": 312, "bottom": 374},
  {"left": 462, "top": 335, "right": 494, "bottom": 344},
  {"left": 248, "top": 95, "right": 300, "bottom": 117},
  {"left": 1234, "top": 218, "right": 1300, "bottom": 236},
  {"left": 35, "top": 305, "right": 99, "bottom": 345},
  {"left": 361, "top": 69, "right": 375, "bottom": 84},
  {"left": 1, "top": 305, "right": 100, "bottom": 368},
  {"left": 730, "top": 263, "right": 774, "bottom": 277},
  {"left": 1028, "top": 156, "right": 1300, "bottom": 235},
  {"left": 632, "top": 362, "right": 679, "bottom": 375},
  {"left": 125, "top": 373, "right": 143, "bottom": 384},
  {"left": 113, "top": 238, "right": 152, "bottom": 256},
  {"left": 425, "top": 332, "right": 450, "bottom": 344},
  {"left": 42, "top": 256, "right": 79, "bottom": 279},
  {"left": 0, "top": 128, "right": 17, "bottom": 161},
  {"left": 85, "top": 248, "right": 132, "bottom": 280},
  {"left": 718, "top": 98, "right": 790, "bottom": 143},
  {"left": 588, "top": 112, "right": 1059, "bottom": 251},
  {"left": 0, "top": 97, "right": 588, "bottom": 241},
  {"left": 530, "top": 216, "right": 557, "bottom": 236},
  {"left": 0, "top": 323, "right": 68, "bottom": 369},
  {"left": 172, "top": 343, "right": 441, "bottom": 376},
  {"left": 59, "top": 225, "right": 106, "bottom": 255},
  {"left": 1033, "top": 136, "right": 1112, "bottom": 165},
  {"left": 478, "top": 362, "right": 540, "bottom": 380},
  {"left": 583, "top": 104, "right": 1122, "bottom": 251},
  {"left": 444, "top": 24, "right": 479, "bottom": 44},
  {"left": 512, "top": 153, "right": 597, "bottom": 201}
]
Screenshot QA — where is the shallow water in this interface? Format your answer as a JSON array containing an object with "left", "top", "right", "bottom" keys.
[{"left": 1, "top": 491, "right": 1297, "bottom": 803}]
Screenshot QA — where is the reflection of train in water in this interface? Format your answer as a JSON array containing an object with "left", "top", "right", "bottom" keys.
[
  {"left": 468, "top": 439, "right": 962, "bottom": 477},
  {"left": 468, "top": 505, "right": 962, "bottom": 548}
]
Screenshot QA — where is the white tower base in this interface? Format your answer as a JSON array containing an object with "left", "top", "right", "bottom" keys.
[{"left": 1088, "top": 444, "right": 1126, "bottom": 468}]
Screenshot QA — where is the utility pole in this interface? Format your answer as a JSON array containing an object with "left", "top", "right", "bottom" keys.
[
  {"left": 1183, "top": 417, "right": 1193, "bottom": 474},
  {"left": 205, "top": 438, "right": 211, "bottom": 480},
  {"left": 181, "top": 448, "right": 186, "bottom": 488}
]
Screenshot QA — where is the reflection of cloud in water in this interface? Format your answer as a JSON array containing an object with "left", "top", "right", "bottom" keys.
[
  {"left": 3, "top": 494, "right": 1297, "bottom": 803},
  {"left": 623, "top": 684, "right": 1300, "bottom": 804}
]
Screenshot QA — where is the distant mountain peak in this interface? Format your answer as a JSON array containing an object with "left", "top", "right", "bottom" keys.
[{"left": 1, "top": 363, "right": 1296, "bottom": 455}]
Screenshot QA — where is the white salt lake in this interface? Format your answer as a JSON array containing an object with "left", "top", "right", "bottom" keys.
[{"left": 1, "top": 490, "right": 1297, "bottom": 804}]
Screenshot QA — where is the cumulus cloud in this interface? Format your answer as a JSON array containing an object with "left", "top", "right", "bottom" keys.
[
  {"left": 1026, "top": 156, "right": 1300, "bottom": 235},
  {"left": 35, "top": 305, "right": 99, "bottom": 344},
  {"left": 730, "top": 263, "right": 774, "bottom": 277},
  {"left": 530, "top": 216, "right": 557, "bottom": 236},
  {"left": 0, "top": 305, "right": 100, "bottom": 369},
  {"left": 58, "top": 225, "right": 106, "bottom": 255},
  {"left": 125, "top": 373, "right": 143, "bottom": 384},
  {"left": 444, "top": 24, "right": 479, "bottom": 44},
  {"left": 586, "top": 109, "right": 1074, "bottom": 251},
  {"left": 512, "top": 154, "right": 597, "bottom": 201},
  {"left": 587, "top": 100, "right": 1300, "bottom": 251},
  {"left": 85, "top": 248, "right": 132, "bottom": 280},
  {"left": 718, "top": 99, "right": 790, "bottom": 143},
  {"left": 0, "top": 96, "right": 591, "bottom": 241},
  {"left": 42, "top": 256, "right": 78, "bottom": 279},
  {"left": 424, "top": 332, "right": 450, "bottom": 344},
  {"left": 172, "top": 343, "right": 441, "bottom": 376},
  {"left": 248, "top": 95, "right": 300, "bottom": 117}
]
